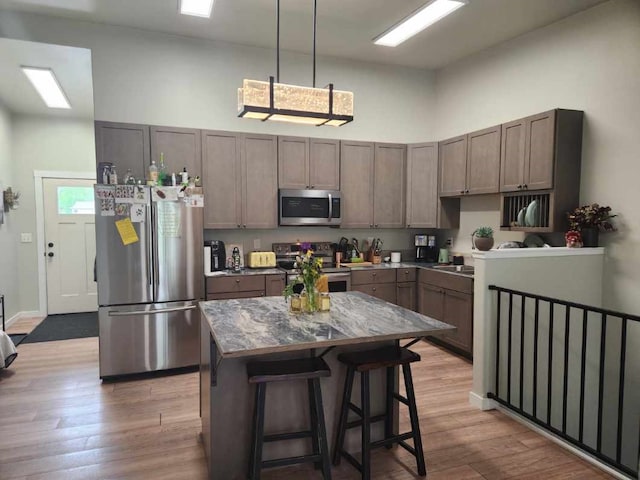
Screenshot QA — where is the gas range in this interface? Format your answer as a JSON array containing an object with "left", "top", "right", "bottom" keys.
[{"left": 273, "top": 242, "right": 347, "bottom": 275}]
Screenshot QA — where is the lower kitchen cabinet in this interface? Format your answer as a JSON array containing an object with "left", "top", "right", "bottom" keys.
[
  {"left": 352, "top": 283, "right": 397, "bottom": 304},
  {"left": 396, "top": 282, "right": 416, "bottom": 311},
  {"left": 265, "top": 274, "right": 286, "bottom": 296},
  {"left": 206, "top": 275, "right": 265, "bottom": 300},
  {"left": 418, "top": 269, "right": 473, "bottom": 358}
]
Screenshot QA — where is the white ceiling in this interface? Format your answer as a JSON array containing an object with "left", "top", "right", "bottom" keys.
[
  {"left": 0, "top": 38, "right": 93, "bottom": 119},
  {"left": 0, "top": 0, "right": 607, "bottom": 69}
]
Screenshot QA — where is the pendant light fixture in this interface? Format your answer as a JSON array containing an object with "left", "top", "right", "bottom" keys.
[{"left": 237, "top": 0, "right": 354, "bottom": 127}]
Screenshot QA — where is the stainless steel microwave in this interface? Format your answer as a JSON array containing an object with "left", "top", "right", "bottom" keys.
[{"left": 279, "top": 189, "right": 342, "bottom": 226}]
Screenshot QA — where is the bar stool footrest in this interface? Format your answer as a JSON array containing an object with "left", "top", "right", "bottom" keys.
[
  {"left": 398, "top": 440, "right": 416, "bottom": 455},
  {"left": 263, "top": 430, "right": 312, "bottom": 442},
  {"left": 393, "top": 392, "right": 409, "bottom": 406},
  {"left": 370, "top": 432, "right": 414, "bottom": 449},
  {"left": 346, "top": 413, "right": 386, "bottom": 429},
  {"left": 262, "top": 454, "right": 322, "bottom": 469},
  {"left": 339, "top": 451, "right": 363, "bottom": 473}
]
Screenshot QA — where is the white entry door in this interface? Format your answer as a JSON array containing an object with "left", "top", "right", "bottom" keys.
[{"left": 43, "top": 178, "right": 97, "bottom": 314}]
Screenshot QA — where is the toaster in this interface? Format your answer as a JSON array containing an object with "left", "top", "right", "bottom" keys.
[{"left": 247, "top": 251, "right": 276, "bottom": 268}]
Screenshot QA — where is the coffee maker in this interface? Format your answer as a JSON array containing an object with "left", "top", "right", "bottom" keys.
[
  {"left": 415, "top": 234, "right": 438, "bottom": 263},
  {"left": 204, "top": 240, "right": 226, "bottom": 273}
]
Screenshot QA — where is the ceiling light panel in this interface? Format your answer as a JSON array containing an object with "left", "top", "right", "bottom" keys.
[
  {"left": 179, "top": 0, "right": 214, "bottom": 18},
  {"left": 374, "top": 0, "right": 466, "bottom": 47},
  {"left": 21, "top": 67, "right": 71, "bottom": 109}
]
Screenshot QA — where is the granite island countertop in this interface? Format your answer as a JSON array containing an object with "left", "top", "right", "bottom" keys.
[{"left": 199, "top": 291, "right": 455, "bottom": 358}]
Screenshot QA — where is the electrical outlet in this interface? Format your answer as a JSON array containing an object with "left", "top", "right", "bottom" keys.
[
  {"left": 20, "top": 233, "right": 32, "bottom": 243},
  {"left": 446, "top": 237, "right": 453, "bottom": 247},
  {"left": 253, "top": 238, "right": 261, "bottom": 250}
]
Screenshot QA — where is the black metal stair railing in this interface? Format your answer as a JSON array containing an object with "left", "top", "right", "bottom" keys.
[{"left": 487, "top": 285, "right": 639, "bottom": 478}]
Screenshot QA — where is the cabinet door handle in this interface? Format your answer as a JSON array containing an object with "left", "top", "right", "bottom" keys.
[
  {"left": 243, "top": 224, "right": 247, "bottom": 228},
  {"left": 370, "top": 224, "right": 373, "bottom": 228},
  {"left": 372, "top": 272, "right": 377, "bottom": 276},
  {"left": 523, "top": 184, "right": 528, "bottom": 189},
  {"left": 235, "top": 279, "right": 240, "bottom": 283},
  {"left": 310, "top": 185, "right": 315, "bottom": 189},
  {"left": 372, "top": 287, "right": 377, "bottom": 292},
  {"left": 460, "top": 190, "right": 465, "bottom": 194},
  {"left": 237, "top": 224, "right": 241, "bottom": 227},
  {"left": 375, "top": 224, "right": 379, "bottom": 227},
  {"left": 465, "top": 189, "right": 469, "bottom": 194},
  {"left": 517, "top": 185, "right": 522, "bottom": 189}
]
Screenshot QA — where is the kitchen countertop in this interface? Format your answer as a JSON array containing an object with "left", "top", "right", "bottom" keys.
[
  {"left": 199, "top": 291, "right": 454, "bottom": 358},
  {"left": 204, "top": 267, "right": 282, "bottom": 277},
  {"left": 342, "top": 261, "right": 474, "bottom": 278}
]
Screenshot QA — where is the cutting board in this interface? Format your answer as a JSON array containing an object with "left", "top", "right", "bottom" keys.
[{"left": 339, "top": 261, "right": 373, "bottom": 267}]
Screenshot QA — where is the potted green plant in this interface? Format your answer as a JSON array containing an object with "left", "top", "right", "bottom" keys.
[
  {"left": 472, "top": 226, "right": 494, "bottom": 251},
  {"left": 567, "top": 203, "right": 616, "bottom": 247}
]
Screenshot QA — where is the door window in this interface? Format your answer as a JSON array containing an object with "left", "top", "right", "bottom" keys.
[{"left": 57, "top": 186, "right": 95, "bottom": 215}]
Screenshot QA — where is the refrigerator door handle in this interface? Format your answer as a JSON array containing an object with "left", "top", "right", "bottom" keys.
[
  {"left": 146, "top": 204, "right": 153, "bottom": 286},
  {"left": 152, "top": 201, "right": 160, "bottom": 289},
  {"left": 108, "top": 305, "right": 197, "bottom": 317}
]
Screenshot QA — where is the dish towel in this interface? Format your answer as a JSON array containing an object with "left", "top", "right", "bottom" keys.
[{"left": 0, "top": 331, "right": 18, "bottom": 368}]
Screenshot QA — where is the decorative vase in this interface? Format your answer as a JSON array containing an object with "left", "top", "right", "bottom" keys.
[
  {"left": 473, "top": 236, "right": 494, "bottom": 251},
  {"left": 581, "top": 228, "right": 599, "bottom": 247},
  {"left": 301, "top": 284, "right": 319, "bottom": 313}
]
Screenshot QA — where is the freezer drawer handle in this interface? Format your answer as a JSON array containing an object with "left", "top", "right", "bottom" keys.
[{"left": 108, "top": 305, "right": 197, "bottom": 317}]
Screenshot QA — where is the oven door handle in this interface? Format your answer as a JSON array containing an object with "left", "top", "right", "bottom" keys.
[
  {"left": 327, "top": 193, "right": 333, "bottom": 222},
  {"left": 324, "top": 272, "right": 350, "bottom": 280}
]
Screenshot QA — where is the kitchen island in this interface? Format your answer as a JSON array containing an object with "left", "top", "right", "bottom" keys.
[{"left": 199, "top": 291, "right": 454, "bottom": 479}]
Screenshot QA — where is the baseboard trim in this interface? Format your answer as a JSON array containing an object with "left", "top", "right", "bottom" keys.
[
  {"left": 4, "top": 310, "right": 43, "bottom": 329},
  {"left": 468, "top": 391, "right": 497, "bottom": 410},
  {"left": 495, "top": 405, "right": 634, "bottom": 480}
]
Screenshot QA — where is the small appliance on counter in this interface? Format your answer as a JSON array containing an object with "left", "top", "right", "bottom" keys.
[
  {"left": 415, "top": 234, "right": 438, "bottom": 263},
  {"left": 438, "top": 248, "right": 450, "bottom": 264},
  {"left": 204, "top": 240, "right": 226, "bottom": 274},
  {"left": 247, "top": 251, "right": 276, "bottom": 268}
]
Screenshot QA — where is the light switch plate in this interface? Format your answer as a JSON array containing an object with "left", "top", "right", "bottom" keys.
[
  {"left": 253, "top": 238, "right": 261, "bottom": 250},
  {"left": 21, "top": 233, "right": 33, "bottom": 243}
]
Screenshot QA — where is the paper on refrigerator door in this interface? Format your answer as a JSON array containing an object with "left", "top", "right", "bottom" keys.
[
  {"left": 130, "top": 204, "right": 145, "bottom": 223},
  {"left": 157, "top": 201, "right": 181, "bottom": 238},
  {"left": 115, "top": 217, "right": 139, "bottom": 245},
  {"left": 152, "top": 187, "right": 178, "bottom": 202}
]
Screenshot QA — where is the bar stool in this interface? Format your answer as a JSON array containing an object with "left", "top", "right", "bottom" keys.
[
  {"left": 333, "top": 345, "right": 426, "bottom": 479},
  {"left": 247, "top": 356, "right": 333, "bottom": 480}
]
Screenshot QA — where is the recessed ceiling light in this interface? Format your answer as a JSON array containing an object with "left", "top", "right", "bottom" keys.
[
  {"left": 21, "top": 67, "right": 71, "bottom": 109},
  {"left": 374, "top": 0, "right": 466, "bottom": 47},
  {"left": 179, "top": 0, "right": 214, "bottom": 18}
]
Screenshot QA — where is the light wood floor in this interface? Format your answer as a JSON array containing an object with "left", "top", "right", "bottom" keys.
[{"left": 1, "top": 317, "right": 612, "bottom": 479}]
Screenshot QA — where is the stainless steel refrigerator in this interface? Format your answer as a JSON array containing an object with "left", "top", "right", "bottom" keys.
[{"left": 94, "top": 185, "right": 203, "bottom": 378}]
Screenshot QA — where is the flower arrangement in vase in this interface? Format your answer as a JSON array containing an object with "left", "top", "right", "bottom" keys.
[
  {"left": 283, "top": 243, "right": 324, "bottom": 313},
  {"left": 567, "top": 204, "right": 616, "bottom": 247}
]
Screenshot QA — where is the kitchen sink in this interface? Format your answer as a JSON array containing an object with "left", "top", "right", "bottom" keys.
[{"left": 431, "top": 265, "right": 475, "bottom": 274}]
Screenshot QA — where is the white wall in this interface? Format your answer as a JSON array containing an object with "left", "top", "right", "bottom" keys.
[
  {"left": 0, "top": 101, "right": 19, "bottom": 319},
  {"left": 435, "top": 0, "right": 640, "bottom": 313},
  {"left": 0, "top": 11, "right": 436, "bottom": 144},
  {"left": 11, "top": 115, "right": 96, "bottom": 313}
]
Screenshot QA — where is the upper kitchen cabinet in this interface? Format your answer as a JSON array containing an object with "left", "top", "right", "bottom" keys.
[
  {"left": 309, "top": 138, "right": 340, "bottom": 190},
  {"left": 406, "top": 142, "right": 459, "bottom": 229},
  {"left": 95, "top": 121, "right": 150, "bottom": 182},
  {"left": 500, "top": 109, "right": 582, "bottom": 192},
  {"left": 278, "top": 136, "right": 340, "bottom": 190},
  {"left": 340, "top": 141, "right": 406, "bottom": 229},
  {"left": 241, "top": 134, "right": 278, "bottom": 229},
  {"left": 438, "top": 135, "right": 467, "bottom": 197},
  {"left": 278, "top": 136, "right": 309, "bottom": 190},
  {"left": 500, "top": 109, "right": 583, "bottom": 232},
  {"left": 373, "top": 143, "right": 406, "bottom": 228},
  {"left": 340, "top": 140, "right": 374, "bottom": 228},
  {"left": 439, "top": 126, "right": 501, "bottom": 197},
  {"left": 150, "top": 126, "right": 202, "bottom": 179},
  {"left": 202, "top": 130, "right": 241, "bottom": 229},
  {"left": 202, "top": 132, "right": 278, "bottom": 229}
]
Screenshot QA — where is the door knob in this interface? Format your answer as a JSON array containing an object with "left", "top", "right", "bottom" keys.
[
  {"left": 48, "top": 242, "right": 54, "bottom": 248},
  {"left": 48, "top": 252, "right": 54, "bottom": 257}
]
